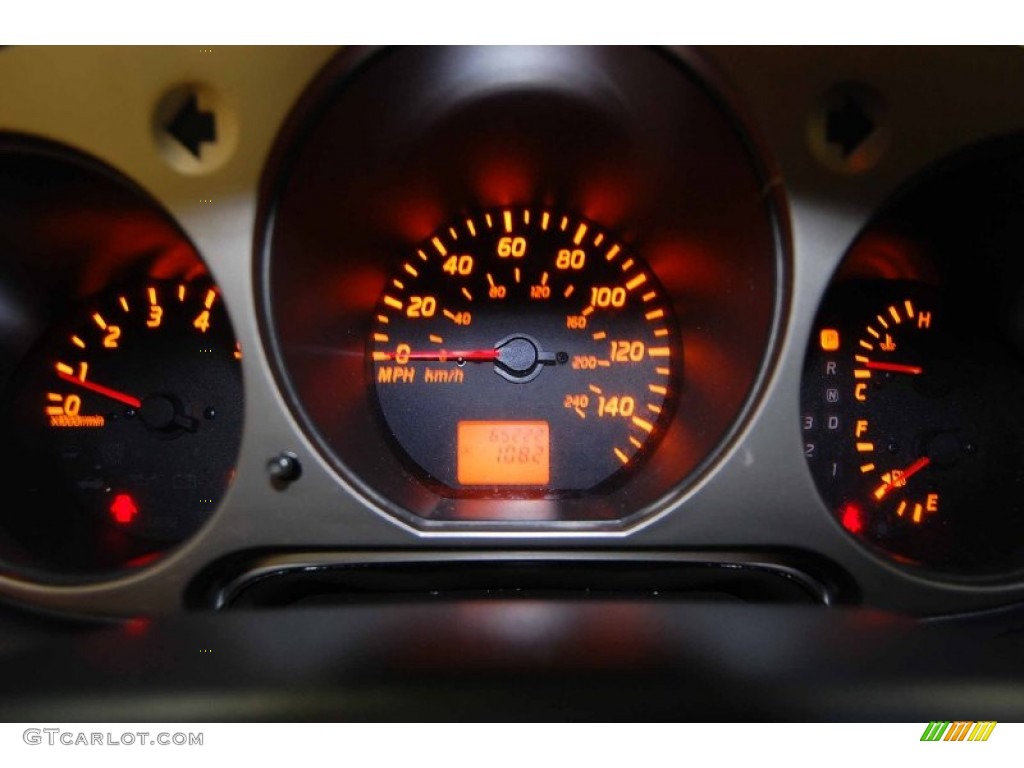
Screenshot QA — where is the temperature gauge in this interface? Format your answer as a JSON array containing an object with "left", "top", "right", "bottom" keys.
[{"left": 802, "top": 281, "right": 1024, "bottom": 575}]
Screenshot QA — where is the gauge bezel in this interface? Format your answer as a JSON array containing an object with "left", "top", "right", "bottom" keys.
[
  {"left": 256, "top": 45, "right": 789, "bottom": 529},
  {"left": 801, "top": 132, "right": 1024, "bottom": 582},
  {"left": 0, "top": 134, "right": 244, "bottom": 582}
]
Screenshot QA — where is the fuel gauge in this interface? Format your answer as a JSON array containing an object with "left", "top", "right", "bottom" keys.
[{"left": 803, "top": 281, "right": 1024, "bottom": 576}]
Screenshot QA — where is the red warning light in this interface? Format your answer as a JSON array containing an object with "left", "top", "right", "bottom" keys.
[
  {"left": 840, "top": 502, "right": 864, "bottom": 534},
  {"left": 109, "top": 493, "right": 139, "bottom": 524}
]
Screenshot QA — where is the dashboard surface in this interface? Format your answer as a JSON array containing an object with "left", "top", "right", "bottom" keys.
[{"left": 1, "top": 45, "right": 1024, "bottom": 721}]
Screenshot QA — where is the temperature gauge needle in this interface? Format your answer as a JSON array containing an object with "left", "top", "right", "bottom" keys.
[
  {"left": 58, "top": 372, "right": 143, "bottom": 408},
  {"left": 865, "top": 360, "right": 923, "bottom": 375},
  {"left": 386, "top": 349, "right": 499, "bottom": 362},
  {"left": 873, "top": 456, "right": 931, "bottom": 501}
]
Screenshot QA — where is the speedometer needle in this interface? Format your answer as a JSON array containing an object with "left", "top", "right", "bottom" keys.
[
  {"left": 58, "top": 372, "right": 143, "bottom": 408},
  {"left": 865, "top": 361, "right": 923, "bottom": 375},
  {"left": 386, "top": 349, "right": 500, "bottom": 362},
  {"left": 872, "top": 456, "right": 931, "bottom": 501}
]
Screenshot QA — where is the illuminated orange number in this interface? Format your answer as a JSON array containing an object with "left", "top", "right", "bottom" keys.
[
  {"left": 489, "top": 284, "right": 507, "bottom": 299},
  {"left": 443, "top": 255, "right": 474, "bottom": 276},
  {"left": 590, "top": 286, "right": 626, "bottom": 308},
  {"left": 566, "top": 315, "right": 587, "bottom": 330},
  {"left": 530, "top": 285, "right": 551, "bottom": 299},
  {"left": 597, "top": 395, "right": 636, "bottom": 418},
  {"left": 103, "top": 326, "right": 121, "bottom": 348},
  {"left": 407, "top": 296, "right": 437, "bottom": 318},
  {"left": 193, "top": 310, "right": 211, "bottom": 333},
  {"left": 147, "top": 305, "right": 163, "bottom": 328},
  {"left": 497, "top": 236, "right": 527, "bottom": 258},
  {"left": 610, "top": 340, "right": 645, "bottom": 362},
  {"left": 395, "top": 343, "right": 411, "bottom": 365},
  {"left": 555, "top": 248, "right": 586, "bottom": 270},
  {"left": 451, "top": 311, "right": 472, "bottom": 326},
  {"left": 571, "top": 355, "right": 599, "bottom": 370},
  {"left": 63, "top": 394, "right": 81, "bottom": 416},
  {"left": 563, "top": 394, "right": 589, "bottom": 409}
]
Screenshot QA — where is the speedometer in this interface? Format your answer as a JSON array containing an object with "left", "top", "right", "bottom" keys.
[{"left": 370, "top": 208, "right": 679, "bottom": 493}]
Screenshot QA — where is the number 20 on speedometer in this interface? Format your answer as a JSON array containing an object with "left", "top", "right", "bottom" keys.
[{"left": 369, "top": 208, "right": 681, "bottom": 493}]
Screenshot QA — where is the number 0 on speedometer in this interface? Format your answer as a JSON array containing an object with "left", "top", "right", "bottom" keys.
[{"left": 369, "top": 208, "right": 680, "bottom": 493}]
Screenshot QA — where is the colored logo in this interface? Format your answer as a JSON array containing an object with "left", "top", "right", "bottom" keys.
[{"left": 921, "top": 721, "right": 997, "bottom": 741}]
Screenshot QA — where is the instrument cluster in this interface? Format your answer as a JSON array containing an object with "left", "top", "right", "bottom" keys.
[{"left": 0, "top": 46, "right": 1023, "bottom": 616}]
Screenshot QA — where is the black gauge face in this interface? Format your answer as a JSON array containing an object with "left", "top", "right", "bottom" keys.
[
  {"left": 803, "top": 280, "right": 1024, "bottom": 575},
  {"left": 370, "top": 209, "right": 680, "bottom": 494},
  {"left": 262, "top": 46, "right": 782, "bottom": 524},
  {"left": 0, "top": 278, "right": 242, "bottom": 572}
]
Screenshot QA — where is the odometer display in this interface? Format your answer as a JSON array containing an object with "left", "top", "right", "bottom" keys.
[
  {"left": 370, "top": 208, "right": 680, "bottom": 494},
  {"left": 457, "top": 421, "right": 550, "bottom": 486}
]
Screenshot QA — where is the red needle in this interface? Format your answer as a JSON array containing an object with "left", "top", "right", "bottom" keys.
[
  {"left": 387, "top": 349, "right": 499, "bottom": 362},
  {"left": 873, "top": 456, "right": 931, "bottom": 501},
  {"left": 865, "top": 360, "right": 923, "bottom": 375},
  {"left": 58, "top": 372, "right": 143, "bottom": 408}
]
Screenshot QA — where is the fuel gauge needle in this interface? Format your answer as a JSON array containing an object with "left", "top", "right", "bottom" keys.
[
  {"left": 58, "top": 372, "right": 143, "bottom": 408},
  {"left": 872, "top": 456, "right": 931, "bottom": 501},
  {"left": 865, "top": 360, "right": 923, "bottom": 375}
]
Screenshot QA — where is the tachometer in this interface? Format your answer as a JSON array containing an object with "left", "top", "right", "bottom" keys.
[
  {"left": 0, "top": 277, "right": 242, "bottom": 572},
  {"left": 370, "top": 208, "right": 679, "bottom": 493}
]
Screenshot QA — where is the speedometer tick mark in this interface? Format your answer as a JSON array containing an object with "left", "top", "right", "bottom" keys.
[
  {"left": 564, "top": 285, "right": 575, "bottom": 298},
  {"left": 626, "top": 273, "right": 647, "bottom": 291},
  {"left": 503, "top": 210, "right": 513, "bottom": 233},
  {"left": 589, "top": 384, "right": 603, "bottom": 395},
  {"left": 632, "top": 416, "right": 653, "bottom": 433},
  {"left": 541, "top": 212, "right": 550, "bottom": 230},
  {"left": 573, "top": 223, "right": 588, "bottom": 245},
  {"left": 461, "top": 287, "right": 473, "bottom": 302},
  {"left": 605, "top": 244, "right": 621, "bottom": 262},
  {"left": 592, "top": 331, "right": 607, "bottom": 340},
  {"left": 574, "top": 407, "right": 586, "bottom": 419},
  {"left": 432, "top": 237, "right": 447, "bottom": 256},
  {"left": 614, "top": 447, "right": 630, "bottom": 464}
]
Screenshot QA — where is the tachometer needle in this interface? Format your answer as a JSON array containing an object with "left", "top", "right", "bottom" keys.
[
  {"left": 387, "top": 349, "right": 500, "bottom": 363},
  {"left": 58, "top": 372, "right": 143, "bottom": 408},
  {"left": 872, "top": 456, "right": 931, "bottom": 501},
  {"left": 865, "top": 360, "right": 923, "bottom": 375}
]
